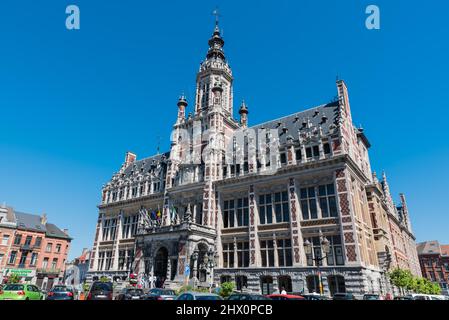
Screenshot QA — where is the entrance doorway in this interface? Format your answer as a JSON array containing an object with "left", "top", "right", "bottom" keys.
[{"left": 154, "top": 247, "right": 168, "bottom": 286}]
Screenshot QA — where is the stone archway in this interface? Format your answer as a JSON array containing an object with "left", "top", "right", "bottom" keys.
[{"left": 154, "top": 247, "right": 168, "bottom": 283}]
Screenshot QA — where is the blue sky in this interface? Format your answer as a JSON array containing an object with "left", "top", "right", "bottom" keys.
[{"left": 1, "top": 0, "right": 448, "bottom": 260}]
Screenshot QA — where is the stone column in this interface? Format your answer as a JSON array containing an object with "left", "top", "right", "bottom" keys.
[
  {"left": 288, "top": 178, "right": 307, "bottom": 266},
  {"left": 273, "top": 233, "right": 279, "bottom": 267},
  {"left": 249, "top": 184, "right": 261, "bottom": 267}
]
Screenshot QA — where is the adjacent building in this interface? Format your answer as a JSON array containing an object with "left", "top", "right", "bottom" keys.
[
  {"left": 87, "top": 20, "right": 421, "bottom": 297},
  {"left": 0, "top": 204, "right": 72, "bottom": 290},
  {"left": 417, "top": 241, "right": 449, "bottom": 294}
]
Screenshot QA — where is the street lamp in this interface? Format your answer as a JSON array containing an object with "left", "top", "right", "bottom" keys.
[
  {"left": 304, "top": 235, "right": 331, "bottom": 296},
  {"left": 205, "top": 248, "right": 215, "bottom": 293}
]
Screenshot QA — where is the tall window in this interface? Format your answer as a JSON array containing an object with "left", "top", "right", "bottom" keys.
[
  {"left": 126, "top": 249, "right": 134, "bottom": 270},
  {"left": 105, "top": 251, "right": 113, "bottom": 271},
  {"left": 259, "top": 191, "right": 289, "bottom": 224},
  {"left": 30, "top": 253, "right": 38, "bottom": 266},
  {"left": 260, "top": 240, "right": 275, "bottom": 267},
  {"left": 300, "top": 187, "right": 318, "bottom": 220},
  {"left": 122, "top": 215, "right": 139, "bottom": 239},
  {"left": 259, "top": 194, "right": 272, "bottom": 224},
  {"left": 56, "top": 244, "right": 62, "bottom": 253},
  {"left": 223, "top": 200, "right": 235, "bottom": 228},
  {"left": 318, "top": 184, "right": 338, "bottom": 218},
  {"left": 19, "top": 252, "right": 28, "bottom": 266},
  {"left": 326, "top": 235, "right": 345, "bottom": 266},
  {"left": 2, "top": 234, "right": 10, "bottom": 245},
  {"left": 222, "top": 243, "right": 235, "bottom": 268},
  {"left": 102, "top": 219, "right": 117, "bottom": 241},
  {"left": 260, "top": 276, "right": 274, "bottom": 295},
  {"left": 118, "top": 250, "right": 125, "bottom": 270},
  {"left": 51, "top": 258, "right": 58, "bottom": 269},
  {"left": 14, "top": 234, "right": 22, "bottom": 245},
  {"left": 8, "top": 251, "right": 17, "bottom": 264},
  {"left": 98, "top": 252, "right": 105, "bottom": 271},
  {"left": 0, "top": 253, "right": 4, "bottom": 265},
  {"left": 274, "top": 191, "right": 289, "bottom": 223},
  {"left": 46, "top": 243, "right": 53, "bottom": 252},
  {"left": 42, "top": 257, "right": 49, "bottom": 269},
  {"left": 277, "top": 239, "right": 293, "bottom": 267},
  {"left": 237, "top": 242, "right": 249, "bottom": 267},
  {"left": 24, "top": 236, "right": 32, "bottom": 246},
  {"left": 236, "top": 198, "right": 249, "bottom": 226},
  {"left": 34, "top": 237, "right": 42, "bottom": 247}
]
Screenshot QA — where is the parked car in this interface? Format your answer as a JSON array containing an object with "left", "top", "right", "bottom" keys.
[
  {"left": 86, "top": 281, "right": 114, "bottom": 300},
  {"left": 0, "top": 284, "right": 44, "bottom": 300},
  {"left": 363, "top": 294, "right": 382, "bottom": 300},
  {"left": 227, "top": 293, "right": 271, "bottom": 300},
  {"left": 115, "top": 287, "right": 144, "bottom": 300},
  {"left": 176, "top": 292, "right": 223, "bottom": 300},
  {"left": 302, "top": 294, "right": 330, "bottom": 300},
  {"left": 267, "top": 294, "right": 305, "bottom": 300},
  {"left": 47, "top": 285, "right": 75, "bottom": 301},
  {"left": 394, "top": 296, "right": 413, "bottom": 300},
  {"left": 144, "top": 288, "right": 177, "bottom": 300},
  {"left": 333, "top": 293, "right": 357, "bottom": 300}
]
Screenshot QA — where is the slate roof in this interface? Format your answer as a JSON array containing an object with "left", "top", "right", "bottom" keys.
[
  {"left": 13, "top": 210, "right": 71, "bottom": 240},
  {"left": 417, "top": 240, "right": 441, "bottom": 255},
  {"left": 249, "top": 101, "right": 340, "bottom": 144},
  {"left": 120, "top": 152, "right": 170, "bottom": 178}
]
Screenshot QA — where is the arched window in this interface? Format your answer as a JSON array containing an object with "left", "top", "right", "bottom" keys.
[
  {"left": 235, "top": 275, "right": 248, "bottom": 291},
  {"left": 278, "top": 275, "right": 292, "bottom": 293},
  {"left": 260, "top": 276, "right": 274, "bottom": 295},
  {"left": 328, "top": 275, "right": 346, "bottom": 296},
  {"left": 221, "top": 275, "right": 232, "bottom": 284},
  {"left": 306, "top": 275, "right": 320, "bottom": 294}
]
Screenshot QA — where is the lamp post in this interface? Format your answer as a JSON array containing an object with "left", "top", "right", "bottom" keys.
[
  {"left": 304, "top": 235, "right": 331, "bottom": 296},
  {"left": 192, "top": 249, "right": 199, "bottom": 288}
]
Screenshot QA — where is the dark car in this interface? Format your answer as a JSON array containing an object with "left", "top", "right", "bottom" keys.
[
  {"left": 144, "top": 288, "right": 177, "bottom": 300},
  {"left": 86, "top": 281, "right": 114, "bottom": 300},
  {"left": 227, "top": 293, "right": 272, "bottom": 300},
  {"left": 267, "top": 294, "right": 305, "bottom": 300},
  {"left": 47, "top": 285, "right": 75, "bottom": 301},
  {"left": 333, "top": 293, "right": 357, "bottom": 300},
  {"left": 394, "top": 296, "right": 413, "bottom": 300},
  {"left": 302, "top": 294, "right": 330, "bottom": 300},
  {"left": 115, "top": 288, "right": 144, "bottom": 300},
  {"left": 363, "top": 294, "right": 381, "bottom": 300}
]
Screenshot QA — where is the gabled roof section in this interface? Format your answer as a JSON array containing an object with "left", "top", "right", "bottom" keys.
[{"left": 249, "top": 101, "right": 340, "bottom": 144}]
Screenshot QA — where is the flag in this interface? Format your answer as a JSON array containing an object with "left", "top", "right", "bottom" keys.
[{"left": 170, "top": 205, "right": 177, "bottom": 221}]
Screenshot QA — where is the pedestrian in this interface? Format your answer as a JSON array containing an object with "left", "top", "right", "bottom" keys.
[{"left": 281, "top": 287, "right": 287, "bottom": 295}]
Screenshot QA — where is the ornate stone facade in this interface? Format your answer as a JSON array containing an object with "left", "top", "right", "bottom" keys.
[{"left": 87, "top": 21, "right": 420, "bottom": 297}]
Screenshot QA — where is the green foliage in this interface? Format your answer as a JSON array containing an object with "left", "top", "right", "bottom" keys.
[
  {"left": 99, "top": 276, "right": 109, "bottom": 283},
  {"left": 7, "top": 273, "right": 20, "bottom": 284},
  {"left": 219, "top": 282, "right": 235, "bottom": 298},
  {"left": 388, "top": 268, "right": 442, "bottom": 295},
  {"left": 388, "top": 268, "right": 413, "bottom": 290},
  {"left": 176, "top": 285, "right": 211, "bottom": 295},
  {"left": 83, "top": 282, "right": 90, "bottom": 293}
]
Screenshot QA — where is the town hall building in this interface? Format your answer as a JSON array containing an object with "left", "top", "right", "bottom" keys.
[{"left": 87, "top": 20, "right": 421, "bottom": 297}]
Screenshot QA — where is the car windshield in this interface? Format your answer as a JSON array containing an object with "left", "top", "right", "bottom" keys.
[
  {"left": 196, "top": 295, "right": 221, "bottom": 300},
  {"left": 92, "top": 283, "right": 112, "bottom": 291},
  {"left": 52, "top": 286, "right": 70, "bottom": 292},
  {"left": 161, "top": 290, "right": 175, "bottom": 295},
  {"left": 127, "top": 289, "right": 143, "bottom": 295},
  {"left": 3, "top": 284, "right": 24, "bottom": 291}
]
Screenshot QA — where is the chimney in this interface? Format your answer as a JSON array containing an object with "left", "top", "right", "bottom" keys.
[
  {"left": 124, "top": 151, "right": 137, "bottom": 166},
  {"left": 63, "top": 228, "right": 69, "bottom": 235},
  {"left": 41, "top": 213, "right": 47, "bottom": 225}
]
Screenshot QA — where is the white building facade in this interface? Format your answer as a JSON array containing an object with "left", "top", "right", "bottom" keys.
[{"left": 87, "top": 21, "right": 420, "bottom": 297}]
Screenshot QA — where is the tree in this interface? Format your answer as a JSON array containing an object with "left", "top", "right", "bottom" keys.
[
  {"left": 219, "top": 282, "right": 235, "bottom": 298},
  {"left": 388, "top": 268, "right": 413, "bottom": 294},
  {"left": 99, "top": 276, "right": 109, "bottom": 283}
]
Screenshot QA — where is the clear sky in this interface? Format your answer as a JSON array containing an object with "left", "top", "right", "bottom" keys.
[{"left": 1, "top": 0, "right": 448, "bottom": 260}]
